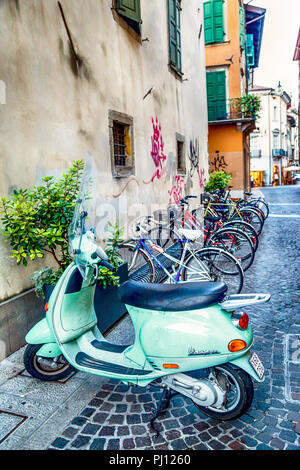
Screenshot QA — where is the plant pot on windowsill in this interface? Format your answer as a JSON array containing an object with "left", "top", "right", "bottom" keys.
[{"left": 41, "top": 262, "right": 129, "bottom": 334}]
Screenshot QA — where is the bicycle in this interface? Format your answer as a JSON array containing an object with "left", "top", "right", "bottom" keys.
[{"left": 119, "top": 219, "right": 244, "bottom": 295}]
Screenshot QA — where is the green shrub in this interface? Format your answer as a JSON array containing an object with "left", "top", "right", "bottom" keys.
[
  {"left": 0, "top": 161, "right": 125, "bottom": 297},
  {"left": 205, "top": 171, "right": 232, "bottom": 193}
]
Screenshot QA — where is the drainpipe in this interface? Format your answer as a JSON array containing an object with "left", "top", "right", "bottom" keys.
[{"left": 268, "top": 93, "right": 272, "bottom": 185}]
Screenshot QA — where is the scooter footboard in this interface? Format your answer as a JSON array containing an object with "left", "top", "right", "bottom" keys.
[{"left": 220, "top": 293, "right": 270, "bottom": 311}]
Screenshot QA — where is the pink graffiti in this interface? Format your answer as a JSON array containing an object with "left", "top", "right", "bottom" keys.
[
  {"left": 112, "top": 177, "right": 139, "bottom": 198},
  {"left": 198, "top": 168, "right": 206, "bottom": 189},
  {"left": 143, "top": 117, "right": 167, "bottom": 184},
  {"left": 168, "top": 175, "right": 185, "bottom": 204}
]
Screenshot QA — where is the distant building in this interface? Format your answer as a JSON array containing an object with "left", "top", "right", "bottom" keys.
[
  {"left": 249, "top": 84, "right": 298, "bottom": 187},
  {"left": 204, "top": 0, "right": 265, "bottom": 196},
  {"left": 293, "top": 27, "right": 300, "bottom": 163}
]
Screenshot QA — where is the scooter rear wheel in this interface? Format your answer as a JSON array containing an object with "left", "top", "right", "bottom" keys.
[
  {"left": 193, "top": 363, "right": 254, "bottom": 421},
  {"left": 24, "top": 344, "right": 75, "bottom": 381}
]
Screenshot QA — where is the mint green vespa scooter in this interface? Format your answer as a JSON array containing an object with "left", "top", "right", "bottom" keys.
[{"left": 24, "top": 157, "right": 270, "bottom": 424}]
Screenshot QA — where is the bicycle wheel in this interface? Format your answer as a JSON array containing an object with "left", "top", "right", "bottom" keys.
[
  {"left": 231, "top": 207, "right": 263, "bottom": 235},
  {"left": 222, "top": 221, "right": 259, "bottom": 252},
  {"left": 182, "top": 247, "right": 244, "bottom": 295},
  {"left": 248, "top": 199, "right": 269, "bottom": 220},
  {"left": 118, "top": 243, "right": 155, "bottom": 283},
  {"left": 206, "top": 227, "right": 255, "bottom": 271}
]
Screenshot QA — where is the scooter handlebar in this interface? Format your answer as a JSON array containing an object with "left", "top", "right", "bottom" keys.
[{"left": 99, "top": 259, "right": 116, "bottom": 272}]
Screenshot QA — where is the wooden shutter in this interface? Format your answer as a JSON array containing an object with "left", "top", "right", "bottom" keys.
[
  {"left": 213, "top": 0, "right": 225, "bottom": 43},
  {"left": 206, "top": 71, "right": 226, "bottom": 121},
  {"left": 203, "top": 1, "right": 214, "bottom": 44},
  {"left": 204, "top": 0, "right": 224, "bottom": 44},
  {"left": 239, "top": 5, "right": 245, "bottom": 50},
  {"left": 116, "top": 0, "right": 141, "bottom": 23},
  {"left": 168, "top": 0, "right": 182, "bottom": 73},
  {"left": 246, "top": 34, "right": 255, "bottom": 66}
]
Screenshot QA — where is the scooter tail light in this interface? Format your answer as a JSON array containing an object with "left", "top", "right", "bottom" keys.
[
  {"left": 44, "top": 302, "right": 49, "bottom": 312},
  {"left": 228, "top": 339, "right": 247, "bottom": 352},
  {"left": 163, "top": 364, "right": 179, "bottom": 369},
  {"left": 231, "top": 311, "right": 249, "bottom": 330},
  {"left": 239, "top": 312, "right": 249, "bottom": 329}
]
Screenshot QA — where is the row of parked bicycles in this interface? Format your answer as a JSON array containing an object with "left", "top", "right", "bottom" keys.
[{"left": 118, "top": 186, "right": 269, "bottom": 295}]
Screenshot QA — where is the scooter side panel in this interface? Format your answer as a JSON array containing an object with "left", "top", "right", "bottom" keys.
[{"left": 139, "top": 304, "right": 253, "bottom": 360}]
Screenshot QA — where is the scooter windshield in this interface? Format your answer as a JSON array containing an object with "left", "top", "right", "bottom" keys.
[{"left": 69, "top": 153, "right": 97, "bottom": 279}]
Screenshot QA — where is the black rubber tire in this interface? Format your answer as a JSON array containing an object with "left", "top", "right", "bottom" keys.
[
  {"left": 222, "top": 221, "right": 259, "bottom": 252},
  {"left": 206, "top": 227, "right": 255, "bottom": 271},
  {"left": 194, "top": 363, "right": 254, "bottom": 421},
  {"left": 231, "top": 207, "right": 263, "bottom": 236},
  {"left": 182, "top": 247, "right": 244, "bottom": 295},
  {"left": 24, "top": 344, "right": 75, "bottom": 381},
  {"left": 118, "top": 243, "right": 155, "bottom": 283}
]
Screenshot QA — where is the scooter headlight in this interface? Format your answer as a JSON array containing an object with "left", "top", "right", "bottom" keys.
[{"left": 231, "top": 311, "right": 249, "bottom": 330}]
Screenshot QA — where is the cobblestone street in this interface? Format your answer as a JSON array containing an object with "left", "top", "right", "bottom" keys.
[
  {"left": 0, "top": 186, "right": 299, "bottom": 451},
  {"left": 49, "top": 186, "right": 300, "bottom": 451}
]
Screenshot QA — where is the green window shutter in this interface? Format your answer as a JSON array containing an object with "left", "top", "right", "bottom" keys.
[
  {"left": 116, "top": 0, "right": 141, "bottom": 23},
  {"left": 246, "top": 34, "right": 255, "bottom": 66},
  {"left": 239, "top": 5, "right": 245, "bottom": 50},
  {"left": 168, "top": 0, "right": 182, "bottom": 73},
  {"left": 213, "top": 0, "right": 225, "bottom": 43},
  {"left": 206, "top": 71, "right": 226, "bottom": 121},
  {"left": 204, "top": 0, "right": 224, "bottom": 45},
  {"left": 204, "top": 1, "right": 214, "bottom": 44}
]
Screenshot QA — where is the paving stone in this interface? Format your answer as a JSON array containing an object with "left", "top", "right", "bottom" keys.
[
  {"left": 51, "top": 437, "right": 69, "bottom": 449},
  {"left": 89, "top": 438, "right": 106, "bottom": 450}
]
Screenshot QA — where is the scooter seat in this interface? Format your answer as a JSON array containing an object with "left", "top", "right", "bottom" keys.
[{"left": 118, "top": 280, "right": 227, "bottom": 312}]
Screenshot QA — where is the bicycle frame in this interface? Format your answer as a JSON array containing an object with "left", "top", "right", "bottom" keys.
[{"left": 133, "top": 236, "right": 211, "bottom": 283}]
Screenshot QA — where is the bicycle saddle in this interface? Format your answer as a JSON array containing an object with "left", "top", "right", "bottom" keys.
[
  {"left": 118, "top": 280, "right": 227, "bottom": 312},
  {"left": 177, "top": 228, "right": 203, "bottom": 240}
]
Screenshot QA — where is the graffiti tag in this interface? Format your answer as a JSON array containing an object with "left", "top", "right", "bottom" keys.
[
  {"left": 168, "top": 175, "right": 185, "bottom": 204},
  {"left": 210, "top": 152, "right": 228, "bottom": 172},
  {"left": 144, "top": 117, "right": 167, "bottom": 184}
]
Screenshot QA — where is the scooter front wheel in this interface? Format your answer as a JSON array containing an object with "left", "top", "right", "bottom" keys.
[
  {"left": 193, "top": 363, "right": 254, "bottom": 421},
  {"left": 24, "top": 344, "right": 75, "bottom": 381}
]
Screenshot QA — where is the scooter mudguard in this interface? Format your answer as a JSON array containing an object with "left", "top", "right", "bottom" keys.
[
  {"left": 229, "top": 350, "right": 265, "bottom": 383},
  {"left": 25, "top": 318, "right": 62, "bottom": 357}
]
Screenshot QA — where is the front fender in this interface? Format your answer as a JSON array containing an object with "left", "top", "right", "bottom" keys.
[
  {"left": 25, "top": 317, "right": 56, "bottom": 345},
  {"left": 229, "top": 350, "right": 265, "bottom": 382}
]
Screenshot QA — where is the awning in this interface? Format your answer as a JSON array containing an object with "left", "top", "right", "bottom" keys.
[{"left": 283, "top": 166, "right": 300, "bottom": 172}]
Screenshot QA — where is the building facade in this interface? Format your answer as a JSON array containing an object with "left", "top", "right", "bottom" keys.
[
  {"left": 249, "top": 84, "right": 299, "bottom": 187},
  {"left": 293, "top": 27, "right": 300, "bottom": 163},
  {"left": 203, "top": 0, "right": 265, "bottom": 196},
  {"left": 0, "top": 0, "right": 208, "bottom": 304}
]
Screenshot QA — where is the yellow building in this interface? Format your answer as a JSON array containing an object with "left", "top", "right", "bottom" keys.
[{"left": 204, "top": 0, "right": 266, "bottom": 195}]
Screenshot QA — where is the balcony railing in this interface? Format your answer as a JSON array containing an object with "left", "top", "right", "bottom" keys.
[
  {"left": 208, "top": 98, "right": 258, "bottom": 122},
  {"left": 272, "top": 149, "right": 288, "bottom": 157},
  {"left": 250, "top": 149, "right": 262, "bottom": 158}
]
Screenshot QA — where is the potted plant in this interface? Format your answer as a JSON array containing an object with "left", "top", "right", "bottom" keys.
[
  {"left": 0, "top": 161, "right": 128, "bottom": 332},
  {"left": 205, "top": 170, "right": 232, "bottom": 193}
]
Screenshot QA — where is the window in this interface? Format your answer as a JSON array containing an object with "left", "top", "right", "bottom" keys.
[
  {"left": 206, "top": 70, "right": 227, "bottom": 121},
  {"left": 273, "top": 130, "right": 279, "bottom": 148},
  {"left": 273, "top": 106, "right": 278, "bottom": 121},
  {"left": 168, "top": 0, "right": 182, "bottom": 75},
  {"left": 109, "top": 110, "right": 135, "bottom": 177},
  {"left": 203, "top": 0, "right": 225, "bottom": 45},
  {"left": 176, "top": 133, "right": 186, "bottom": 174},
  {"left": 114, "top": 0, "right": 141, "bottom": 35}
]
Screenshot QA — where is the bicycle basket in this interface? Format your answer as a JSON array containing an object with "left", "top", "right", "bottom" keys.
[{"left": 201, "top": 192, "right": 212, "bottom": 204}]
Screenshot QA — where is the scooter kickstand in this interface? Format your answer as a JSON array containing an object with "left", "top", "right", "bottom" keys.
[{"left": 150, "top": 388, "right": 179, "bottom": 437}]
